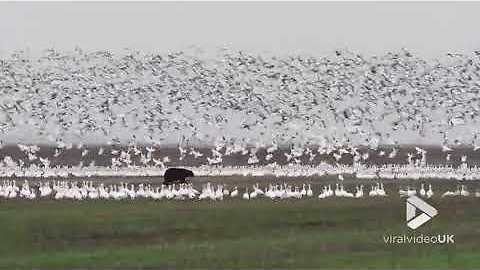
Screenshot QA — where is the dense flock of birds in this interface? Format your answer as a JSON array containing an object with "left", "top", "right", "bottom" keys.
[
  {"left": 1, "top": 48, "right": 480, "bottom": 148},
  {"left": 0, "top": 143, "right": 479, "bottom": 180},
  {"left": 1, "top": 180, "right": 479, "bottom": 201},
  {"left": 0, "top": 48, "right": 480, "bottom": 180}
]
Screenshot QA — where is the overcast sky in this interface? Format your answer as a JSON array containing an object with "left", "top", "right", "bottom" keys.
[{"left": 1, "top": 1, "right": 480, "bottom": 58}]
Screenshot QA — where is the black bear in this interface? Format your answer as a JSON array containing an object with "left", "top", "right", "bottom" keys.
[{"left": 163, "top": 168, "right": 194, "bottom": 185}]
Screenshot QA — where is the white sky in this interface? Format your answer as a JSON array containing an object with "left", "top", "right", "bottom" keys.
[{"left": 1, "top": 2, "right": 480, "bottom": 58}]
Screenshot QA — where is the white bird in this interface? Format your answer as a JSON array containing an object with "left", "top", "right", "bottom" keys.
[
  {"left": 376, "top": 183, "right": 387, "bottom": 196},
  {"left": 388, "top": 148, "right": 398, "bottom": 159},
  {"left": 369, "top": 184, "right": 380, "bottom": 197},
  {"left": 399, "top": 186, "right": 416, "bottom": 197},
  {"left": 242, "top": 187, "right": 250, "bottom": 200},
  {"left": 419, "top": 183, "right": 426, "bottom": 197},
  {"left": 355, "top": 185, "right": 364, "bottom": 198},
  {"left": 460, "top": 185, "right": 470, "bottom": 197},
  {"left": 230, "top": 186, "right": 239, "bottom": 198},
  {"left": 442, "top": 186, "right": 461, "bottom": 198},
  {"left": 318, "top": 186, "right": 329, "bottom": 199},
  {"left": 442, "top": 145, "right": 452, "bottom": 152},
  {"left": 426, "top": 184, "right": 434, "bottom": 198},
  {"left": 306, "top": 184, "right": 313, "bottom": 197}
]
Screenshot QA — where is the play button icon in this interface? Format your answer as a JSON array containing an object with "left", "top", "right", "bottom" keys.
[{"left": 406, "top": 195, "right": 438, "bottom": 229}]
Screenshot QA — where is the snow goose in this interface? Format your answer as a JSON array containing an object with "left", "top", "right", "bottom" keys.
[
  {"left": 230, "top": 186, "right": 239, "bottom": 198},
  {"left": 376, "top": 183, "right": 387, "bottom": 197},
  {"left": 442, "top": 186, "right": 460, "bottom": 198},
  {"left": 426, "top": 184, "right": 434, "bottom": 198},
  {"left": 355, "top": 185, "right": 364, "bottom": 198},
  {"left": 460, "top": 185, "right": 470, "bottom": 197},
  {"left": 369, "top": 185, "right": 378, "bottom": 197},
  {"left": 419, "top": 183, "right": 426, "bottom": 197},
  {"left": 306, "top": 184, "right": 313, "bottom": 197},
  {"left": 242, "top": 187, "right": 250, "bottom": 200}
]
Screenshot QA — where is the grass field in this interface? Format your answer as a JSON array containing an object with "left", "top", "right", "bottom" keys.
[{"left": 1, "top": 194, "right": 480, "bottom": 269}]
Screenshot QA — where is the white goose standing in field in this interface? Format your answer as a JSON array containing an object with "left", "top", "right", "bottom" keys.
[
  {"left": 319, "top": 185, "right": 334, "bottom": 199},
  {"left": 426, "top": 184, "right": 434, "bottom": 198},
  {"left": 242, "top": 187, "right": 250, "bottom": 200},
  {"left": 376, "top": 183, "right": 387, "bottom": 197},
  {"left": 327, "top": 185, "right": 334, "bottom": 197},
  {"left": 99, "top": 184, "right": 110, "bottom": 199},
  {"left": 188, "top": 184, "right": 199, "bottom": 199},
  {"left": 334, "top": 183, "right": 342, "bottom": 197},
  {"left": 318, "top": 185, "right": 329, "bottom": 199},
  {"left": 342, "top": 185, "right": 355, "bottom": 198},
  {"left": 249, "top": 188, "right": 258, "bottom": 199},
  {"left": 214, "top": 185, "right": 224, "bottom": 201},
  {"left": 222, "top": 186, "right": 230, "bottom": 196},
  {"left": 151, "top": 187, "right": 161, "bottom": 200},
  {"left": 306, "top": 184, "right": 313, "bottom": 197},
  {"left": 334, "top": 183, "right": 353, "bottom": 198},
  {"left": 88, "top": 187, "right": 99, "bottom": 200},
  {"left": 460, "top": 185, "right": 470, "bottom": 197},
  {"left": 300, "top": 184, "right": 307, "bottom": 197},
  {"left": 388, "top": 148, "right": 398, "bottom": 159},
  {"left": 7, "top": 181, "right": 18, "bottom": 199},
  {"left": 419, "top": 183, "right": 426, "bottom": 197},
  {"left": 369, "top": 185, "right": 378, "bottom": 197},
  {"left": 20, "top": 181, "right": 35, "bottom": 199},
  {"left": 39, "top": 182, "right": 53, "bottom": 197},
  {"left": 230, "top": 186, "right": 239, "bottom": 198},
  {"left": 264, "top": 185, "right": 274, "bottom": 199},
  {"left": 253, "top": 184, "right": 264, "bottom": 197},
  {"left": 355, "top": 185, "right": 364, "bottom": 198}
]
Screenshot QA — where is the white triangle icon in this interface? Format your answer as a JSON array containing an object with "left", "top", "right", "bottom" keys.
[{"left": 406, "top": 195, "right": 438, "bottom": 229}]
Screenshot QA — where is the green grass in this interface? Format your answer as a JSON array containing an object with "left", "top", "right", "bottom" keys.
[{"left": 0, "top": 197, "right": 479, "bottom": 269}]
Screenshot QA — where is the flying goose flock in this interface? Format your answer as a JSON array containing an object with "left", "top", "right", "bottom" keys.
[
  {"left": 1, "top": 180, "right": 479, "bottom": 201},
  {"left": 0, "top": 148, "right": 479, "bottom": 180},
  {"left": 0, "top": 48, "right": 479, "bottom": 181}
]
